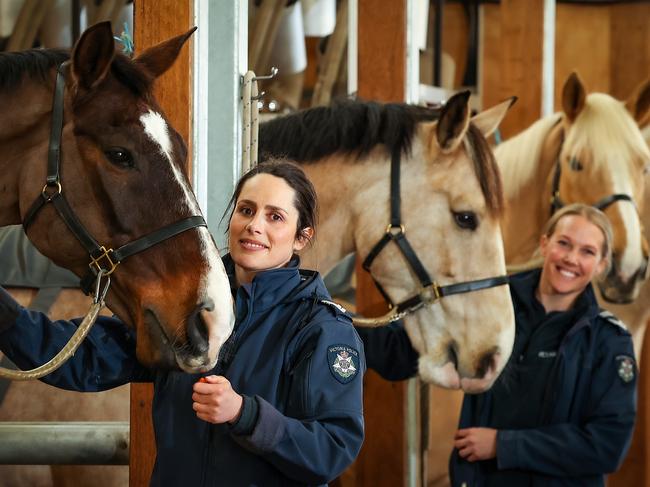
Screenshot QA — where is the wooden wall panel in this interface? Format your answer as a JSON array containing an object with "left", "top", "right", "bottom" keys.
[
  {"left": 609, "top": 2, "right": 650, "bottom": 101},
  {"left": 346, "top": 1, "right": 409, "bottom": 486},
  {"left": 357, "top": 0, "right": 406, "bottom": 103},
  {"left": 131, "top": 2, "right": 193, "bottom": 486},
  {"left": 554, "top": 4, "right": 611, "bottom": 109},
  {"left": 481, "top": 0, "right": 544, "bottom": 138}
]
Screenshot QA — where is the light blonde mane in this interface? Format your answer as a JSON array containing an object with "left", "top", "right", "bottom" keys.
[
  {"left": 497, "top": 93, "right": 650, "bottom": 200},
  {"left": 495, "top": 113, "right": 562, "bottom": 199},
  {"left": 566, "top": 93, "right": 650, "bottom": 174}
]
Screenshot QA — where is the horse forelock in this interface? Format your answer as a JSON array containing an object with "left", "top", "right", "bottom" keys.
[
  {"left": 110, "top": 53, "right": 153, "bottom": 97},
  {"left": 258, "top": 99, "right": 441, "bottom": 165},
  {"left": 465, "top": 124, "right": 504, "bottom": 217},
  {"left": 564, "top": 93, "right": 650, "bottom": 172}
]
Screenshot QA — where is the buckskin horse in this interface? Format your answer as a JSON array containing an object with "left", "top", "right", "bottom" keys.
[{"left": 259, "top": 93, "right": 516, "bottom": 392}]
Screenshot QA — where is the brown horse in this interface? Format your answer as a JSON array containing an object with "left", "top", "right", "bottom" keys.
[
  {"left": 260, "top": 93, "right": 516, "bottom": 393},
  {"left": 0, "top": 22, "right": 234, "bottom": 371}
]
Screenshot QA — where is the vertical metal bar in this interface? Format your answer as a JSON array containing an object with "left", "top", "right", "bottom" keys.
[
  {"left": 541, "top": 0, "right": 556, "bottom": 117},
  {"left": 432, "top": 0, "right": 443, "bottom": 87},
  {"left": 347, "top": 0, "right": 358, "bottom": 96},
  {"left": 192, "top": 0, "right": 247, "bottom": 249},
  {"left": 405, "top": 1, "right": 421, "bottom": 481}
]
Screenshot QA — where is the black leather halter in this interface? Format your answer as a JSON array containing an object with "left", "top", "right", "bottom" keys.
[
  {"left": 22, "top": 63, "right": 208, "bottom": 295},
  {"left": 361, "top": 147, "right": 509, "bottom": 320},
  {"left": 549, "top": 152, "right": 635, "bottom": 216}
]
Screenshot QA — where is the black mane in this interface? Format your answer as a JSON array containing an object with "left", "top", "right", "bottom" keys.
[
  {"left": 259, "top": 99, "right": 441, "bottom": 163},
  {"left": 0, "top": 48, "right": 69, "bottom": 89},
  {"left": 259, "top": 99, "right": 504, "bottom": 215},
  {"left": 0, "top": 48, "right": 151, "bottom": 96}
]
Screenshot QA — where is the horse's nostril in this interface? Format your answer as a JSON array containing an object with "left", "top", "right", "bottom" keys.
[
  {"left": 448, "top": 341, "right": 459, "bottom": 371},
  {"left": 186, "top": 303, "right": 210, "bottom": 355},
  {"left": 475, "top": 349, "right": 498, "bottom": 379}
]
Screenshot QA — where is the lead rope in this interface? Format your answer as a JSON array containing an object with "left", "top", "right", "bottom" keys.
[{"left": 0, "top": 271, "right": 110, "bottom": 380}]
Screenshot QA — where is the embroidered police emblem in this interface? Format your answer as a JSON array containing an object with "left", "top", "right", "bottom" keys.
[
  {"left": 616, "top": 355, "right": 636, "bottom": 384},
  {"left": 328, "top": 345, "right": 360, "bottom": 384}
]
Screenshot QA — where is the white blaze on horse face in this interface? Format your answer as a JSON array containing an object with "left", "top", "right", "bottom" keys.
[
  {"left": 610, "top": 168, "right": 644, "bottom": 281},
  {"left": 140, "top": 110, "right": 198, "bottom": 214},
  {"left": 140, "top": 109, "right": 234, "bottom": 369}
]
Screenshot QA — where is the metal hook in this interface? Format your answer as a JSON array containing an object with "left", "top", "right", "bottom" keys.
[
  {"left": 93, "top": 271, "right": 111, "bottom": 305},
  {"left": 253, "top": 67, "right": 279, "bottom": 81}
]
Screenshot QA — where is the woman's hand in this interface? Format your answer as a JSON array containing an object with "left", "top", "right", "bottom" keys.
[
  {"left": 192, "top": 375, "right": 243, "bottom": 424},
  {"left": 454, "top": 427, "right": 497, "bottom": 462}
]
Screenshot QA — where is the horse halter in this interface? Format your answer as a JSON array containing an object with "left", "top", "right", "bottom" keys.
[
  {"left": 22, "top": 63, "right": 208, "bottom": 295},
  {"left": 549, "top": 145, "right": 635, "bottom": 216},
  {"left": 357, "top": 147, "right": 509, "bottom": 326}
]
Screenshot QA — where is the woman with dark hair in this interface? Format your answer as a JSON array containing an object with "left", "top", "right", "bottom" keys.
[{"left": 0, "top": 159, "right": 365, "bottom": 486}]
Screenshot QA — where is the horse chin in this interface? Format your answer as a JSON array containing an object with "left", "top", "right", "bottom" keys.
[
  {"left": 418, "top": 357, "right": 498, "bottom": 393},
  {"left": 174, "top": 355, "right": 217, "bottom": 374},
  {"left": 140, "top": 308, "right": 229, "bottom": 372},
  {"left": 597, "top": 273, "right": 643, "bottom": 305}
]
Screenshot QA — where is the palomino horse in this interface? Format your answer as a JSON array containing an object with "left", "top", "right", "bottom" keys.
[
  {"left": 259, "top": 93, "right": 516, "bottom": 392},
  {"left": 422, "top": 76, "right": 650, "bottom": 487},
  {"left": 497, "top": 72, "right": 650, "bottom": 304},
  {"left": 0, "top": 22, "right": 234, "bottom": 372}
]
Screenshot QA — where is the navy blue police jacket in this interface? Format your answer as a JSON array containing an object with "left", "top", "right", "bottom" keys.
[
  {"left": 0, "top": 254, "right": 365, "bottom": 487},
  {"left": 356, "top": 269, "right": 637, "bottom": 487}
]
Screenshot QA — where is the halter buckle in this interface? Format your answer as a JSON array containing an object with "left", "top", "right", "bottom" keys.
[
  {"left": 420, "top": 283, "right": 441, "bottom": 304},
  {"left": 89, "top": 246, "right": 119, "bottom": 276},
  {"left": 386, "top": 224, "right": 405, "bottom": 236},
  {"left": 41, "top": 182, "right": 62, "bottom": 201}
]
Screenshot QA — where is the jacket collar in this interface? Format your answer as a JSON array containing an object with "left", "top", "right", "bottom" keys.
[
  {"left": 510, "top": 268, "right": 600, "bottom": 324},
  {"left": 222, "top": 253, "right": 324, "bottom": 312}
]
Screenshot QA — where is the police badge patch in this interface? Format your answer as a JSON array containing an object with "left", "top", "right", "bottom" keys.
[
  {"left": 328, "top": 344, "right": 360, "bottom": 384},
  {"left": 616, "top": 355, "right": 636, "bottom": 384}
]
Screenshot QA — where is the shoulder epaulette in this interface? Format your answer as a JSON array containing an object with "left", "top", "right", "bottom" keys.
[
  {"left": 319, "top": 299, "right": 349, "bottom": 315},
  {"left": 598, "top": 310, "right": 628, "bottom": 331}
]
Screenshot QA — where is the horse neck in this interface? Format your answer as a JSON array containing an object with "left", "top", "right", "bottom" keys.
[
  {"left": 0, "top": 78, "right": 57, "bottom": 226},
  {"left": 499, "top": 118, "right": 564, "bottom": 264},
  {"left": 300, "top": 152, "right": 387, "bottom": 274}
]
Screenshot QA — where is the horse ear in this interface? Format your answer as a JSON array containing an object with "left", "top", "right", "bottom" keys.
[
  {"left": 625, "top": 78, "right": 650, "bottom": 127},
  {"left": 436, "top": 91, "right": 471, "bottom": 153},
  {"left": 134, "top": 27, "right": 197, "bottom": 79},
  {"left": 71, "top": 21, "right": 115, "bottom": 90},
  {"left": 562, "top": 72, "right": 586, "bottom": 122},
  {"left": 471, "top": 97, "right": 517, "bottom": 137}
]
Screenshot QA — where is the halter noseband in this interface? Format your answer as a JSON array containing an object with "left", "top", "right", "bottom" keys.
[
  {"left": 22, "top": 63, "right": 208, "bottom": 295},
  {"left": 360, "top": 147, "right": 509, "bottom": 324}
]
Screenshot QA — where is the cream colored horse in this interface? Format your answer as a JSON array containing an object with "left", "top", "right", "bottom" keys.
[
  {"left": 422, "top": 75, "right": 650, "bottom": 487},
  {"left": 498, "top": 72, "right": 650, "bottom": 304},
  {"left": 260, "top": 93, "right": 516, "bottom": 392}
]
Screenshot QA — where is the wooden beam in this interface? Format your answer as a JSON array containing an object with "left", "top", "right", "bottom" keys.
[
  {"left": 481, "top": 0, "right": 544, "bottom": 138},
  {"left": 131, "top": 2, "right": 192, "bottom": 485},
  {"left": 341, "top": 1, "right": 409, "bottom": 486}
]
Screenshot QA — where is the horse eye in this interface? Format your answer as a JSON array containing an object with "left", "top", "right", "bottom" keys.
[
  {"left": 104, "top": 147, "right": 134, "bottom": 168},
  {"left": 453, "top": 211, "right": 478, "bottom": 230},
  {"left": 569, "top": 157, "right": 583, "bottom": 171}
]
